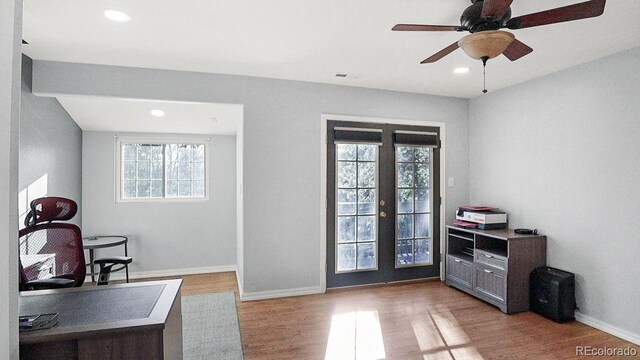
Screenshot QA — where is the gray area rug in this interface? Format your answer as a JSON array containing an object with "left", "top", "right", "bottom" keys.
[{"left": 182, "top": 292, "right": 244, "bottom": 360}]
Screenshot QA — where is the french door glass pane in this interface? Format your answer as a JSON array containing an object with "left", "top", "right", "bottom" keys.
[
  {"left": 357, "top": 216, "right": 375, "bottom": 241},
  {"left": 398, "top": 189, "right": 414, "bottom": 214},
  {"left": 397, "top": 163, "right": 414, "bottom": 187},
  {"left": 397, "top": 240, "right": 413, "bottom": 265},
  {"left": 357, "top": 189, "right": 375, "bottom": 215},
  {"left": 337, "top": 162, "right": 356, "bottom": 188},
  {"left": 336, "top": 144, "right": 378, "bottom": 273},
  {"left": 415, "top": 239, "right": 430, "bottom": 264},
  {"left": 357, "top": 243, "right": 376, "bottom": 270},
  {"left": 396, "top": 146, "right": 433, "bottom": 267},
  {"left": 337, "top": 144, "right": 357, "bottom": 161},
  {"left": 338, "top": 216, "right": 356, "bottom": 243},
  {"left": 337, "top": 244, "right": 356, "bottom": 272},
  {"left": 357, "top": 162, "right": 375, "bottom": 187},
  {"left": 397, "top": 215, "right": 414, "bottom": 239},
  {"left": 416, "top": 189, "right": 430, "bottom": 213},
  {"left": 415, "top": 214, "right": 430, "bottom": 238},
  {"left": 337, "top": 189, "right": 357, "bottom": 215}
]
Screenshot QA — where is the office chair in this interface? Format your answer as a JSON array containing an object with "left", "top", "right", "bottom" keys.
[{"left": 18, "top": 197, "right": 132, "bottom": 291}]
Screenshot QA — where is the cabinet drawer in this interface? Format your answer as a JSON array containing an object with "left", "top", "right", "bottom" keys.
[
  {"left": 446, "top": 255, "right": 473, "bottom": 289},
  {"left": 475, "top": 250, "right": 507, "bottom": 271},
  {"left": 474, "top": 264, "right": 506, "bottom": 303}
]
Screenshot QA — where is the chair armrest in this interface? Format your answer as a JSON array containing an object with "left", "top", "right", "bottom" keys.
[
  {"left": 94, "top": 256, "right": 133, "bottom": 265},
  {"left": 26, "top": 278, "right": 76, "bottom": 290}
]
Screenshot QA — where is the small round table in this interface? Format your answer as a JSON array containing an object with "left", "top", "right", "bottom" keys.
[{"left": 83, "top": 236, "right": 130, "bottom": 283}]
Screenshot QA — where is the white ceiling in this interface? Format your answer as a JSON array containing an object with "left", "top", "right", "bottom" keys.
[
  {"left": 57, "top": 96, "right": 242, "bottom": 135},
  {"left": 23, "top": 0, "right": 640, "bottom": 98}
]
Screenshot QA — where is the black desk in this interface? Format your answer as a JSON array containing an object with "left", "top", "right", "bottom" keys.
[{"left": 19, "top": 280, "right": 183, "bottom": 360}]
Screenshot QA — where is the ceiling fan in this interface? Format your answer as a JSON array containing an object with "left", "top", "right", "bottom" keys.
[{"left": 393, "top": 0, "right": 606, "bottom": 92}]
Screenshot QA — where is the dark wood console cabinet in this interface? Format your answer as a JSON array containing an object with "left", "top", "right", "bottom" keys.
[{"left": 445, "top": 225, "right": 547, "bottom": 314}]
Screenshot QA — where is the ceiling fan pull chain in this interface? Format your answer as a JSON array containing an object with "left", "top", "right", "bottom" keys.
[{"left": 482, "top": 56, "right": 489, "bottom": 94}]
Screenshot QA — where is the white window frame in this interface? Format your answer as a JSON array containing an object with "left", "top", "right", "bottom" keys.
[{"left": 115, "top": 136, "right": 210, "bottom": 203}]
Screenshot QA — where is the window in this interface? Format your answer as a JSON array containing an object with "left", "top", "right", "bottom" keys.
[
  {"left": 395, "top": 145, "right": 432, "bottom": 267},
  {"left": 335, "top": 143, "right": 378, "bottom": 273},
  {"left": 117, "top": 139, "right": 207, "bottom": 201}
]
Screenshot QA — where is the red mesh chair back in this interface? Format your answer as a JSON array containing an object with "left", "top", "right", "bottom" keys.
[{"left": 19, "top": 197, "right": 86, "bottom": 288}]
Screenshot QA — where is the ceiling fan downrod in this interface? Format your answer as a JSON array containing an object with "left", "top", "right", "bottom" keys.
[{"left": 481, "top": 56, "right": 489, "bottom": 94}]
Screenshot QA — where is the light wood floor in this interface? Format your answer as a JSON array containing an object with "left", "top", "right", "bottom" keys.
[{"left": 141, "top": 272, "right": 638, "bottom": 359}]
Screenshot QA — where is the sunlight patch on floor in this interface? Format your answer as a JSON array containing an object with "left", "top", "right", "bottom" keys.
[
  {"left": 325, "top": 310, "right": 386, "bottom": 360},
  {"left": 409, "top": 305, "right": 483, "bottom": 360},
  {"left": 430, "top": 306, "right": 472, "bottom": 348},
  {"left": 411, "top": 316, "right": 446, "bottom": 352}
]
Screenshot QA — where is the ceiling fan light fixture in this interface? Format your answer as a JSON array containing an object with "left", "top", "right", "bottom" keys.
[{"left": 458, "top": 30, "right": 515, "bottom": 60}]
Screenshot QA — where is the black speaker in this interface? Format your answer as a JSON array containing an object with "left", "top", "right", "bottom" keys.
[{"left": 530, "top": 266, "right": 576, "bottom": 323}]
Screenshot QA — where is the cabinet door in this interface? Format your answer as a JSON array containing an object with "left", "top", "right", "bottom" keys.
[
  {"left": 474, "top": 265, "right": 506, "bottom": 303},
  {"left": 446, "top": 255, "right": 473, "bottom": 289}
]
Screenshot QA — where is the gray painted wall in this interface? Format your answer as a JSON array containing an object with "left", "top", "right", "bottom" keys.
[
  {"left": 32, "top": 62, "right": 471, "bottom": 293},
  {"left": 20, "top": 56, "right": 82, "bottom": 226},
  {"left": 0, "top": 0, "right": 22, "bottom": 358},
  {"left": 82, "top": 132, "right": 237, "bottom": 273},
  {"left": 469, "top": 47, "right": 640, "bottom": 337}
]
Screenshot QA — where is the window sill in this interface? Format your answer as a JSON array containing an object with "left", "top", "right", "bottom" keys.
[{"left": 116, "top": 197, "right": 209, "bottom": 204}]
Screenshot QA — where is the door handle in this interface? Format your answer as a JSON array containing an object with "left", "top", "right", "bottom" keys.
[
  {"left": 454, "top": 259, "right": 461, "bottom": 263},
  {"left": 483, "top": 269, "right": 493, "bottom": 274},
  {"left": 484, "top": 254, "right": 494, "bottom": 258},
  {"left": 379, "top": 211, "right": 387, "bottom": 218}
]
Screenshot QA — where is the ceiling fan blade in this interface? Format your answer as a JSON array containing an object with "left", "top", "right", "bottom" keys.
[
  {"left": 507, "top": 0, "right": 606, "bottom": 30},
  {"left": 482, "top": 0, "right": 514, "bottom": 19},
  {"left": 392, "top": 24, "right": 466, "bottom": 32},
  {"left": 421, "top": 42, "right": 460, "bottom": 64},
  {"left": 503, "top": 39, "right": 533, "bottom": 61}
]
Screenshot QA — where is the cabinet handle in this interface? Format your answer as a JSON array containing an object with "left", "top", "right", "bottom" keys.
[
  {"left": 454, "top": 259, "right": 461, "bottom": 263},
  {"left": 484, "top": 254, "right": 493, "bottom": 258},
  {"left": 483, "top": 269, "right": 493, "bottom": 274}
]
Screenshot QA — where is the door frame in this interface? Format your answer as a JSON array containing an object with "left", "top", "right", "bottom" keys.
[{"left": 320, "top": 114, "right": 447, "bottom": 293}]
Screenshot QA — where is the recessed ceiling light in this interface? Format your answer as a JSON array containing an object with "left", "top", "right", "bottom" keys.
[
  {"left": 104, "top": 9, "right": 131, "bottom": 22},
  {"left": 453, "top": 67, "right": 470, "bottom": 74},
  {"left": 150, "top": 109, "right": 165, "bottom": 117}
]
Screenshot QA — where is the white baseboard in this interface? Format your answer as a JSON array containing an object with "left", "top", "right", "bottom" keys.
[
  {"left": 88, "top": 265, "right": 237, "bottom": 282},
  {"left": 575, "top": 312, "right": 640, "bottom": 345},
  {"left": 240, "top": 286, "right": 322, "bottom": 301}
]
